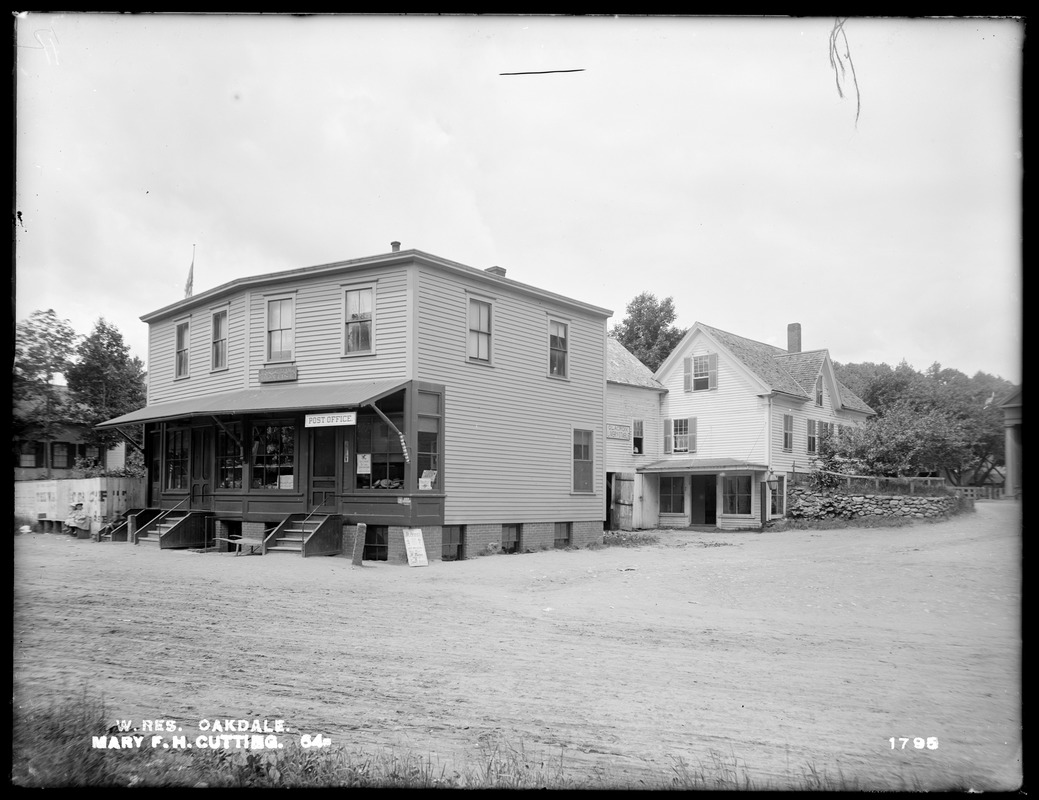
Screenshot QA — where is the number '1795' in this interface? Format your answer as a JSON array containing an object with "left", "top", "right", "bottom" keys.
[{"left": 890, "top": 737, "right": 939, "bottom": 749}]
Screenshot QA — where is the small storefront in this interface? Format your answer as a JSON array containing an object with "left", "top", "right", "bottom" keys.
[{"left": 100, "top": 378, "right": 446, "bottom": 534}]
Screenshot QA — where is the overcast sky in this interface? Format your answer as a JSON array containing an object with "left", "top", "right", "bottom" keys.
[{"left": 15, "top": 14, "right": 1023, "bottom": 385}]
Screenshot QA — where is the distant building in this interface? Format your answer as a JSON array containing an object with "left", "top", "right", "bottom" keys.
[
  {"left": 13, "top": 389, "right": 126, "bottom": 481},
  {"left": 606, "top": 322, "right": 875, "bottom": 530},
  {"left": 99, "top": 244, "right": 610, "bottom": 561}
]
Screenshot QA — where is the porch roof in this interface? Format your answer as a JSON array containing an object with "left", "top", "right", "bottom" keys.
[
  {"left": 96, "top": 378, "right": 410, "bottom": 428},
  {"left": 637, "top": 458, "right": 769, "bottom": 474}
]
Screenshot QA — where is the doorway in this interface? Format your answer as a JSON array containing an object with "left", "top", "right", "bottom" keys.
[
  {"left": 690, "top": 475, "right": 717, "bottom": 525},
  {"left": 308, "top": 427, "right": 340, "bottom": 511}
]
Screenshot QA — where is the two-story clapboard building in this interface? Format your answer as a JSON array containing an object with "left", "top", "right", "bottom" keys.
[
  {"left": 99, "top": 244, "right": 610, "bottom": 561},
  {"left": 605, "top": 322, "right": 875, "bottom": 530}
]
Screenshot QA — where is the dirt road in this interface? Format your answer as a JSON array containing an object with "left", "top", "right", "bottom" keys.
[{"left": 12, "top": 501, "right": 1022, "bottom": 790}]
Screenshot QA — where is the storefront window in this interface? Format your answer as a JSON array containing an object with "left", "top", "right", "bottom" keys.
[
  {"left": 217, "top": 423, "right": 243, "bottom": 489},
  {"left": 165, "top": 429, "right": 189, "bottom": 490},
  {"left": 355, "top": 412, "right": 405, "bottom": 490},
  {"left": 251, "top": 423, "right": 295, "bottom": 490}
]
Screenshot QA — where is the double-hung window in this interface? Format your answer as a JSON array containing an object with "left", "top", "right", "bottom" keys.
[
  {"left": 211, "top": 308, "right": 228, "bottom": 371},
  {"left": 664, "top": 418, "right": 697, "bottom": 454},
  {"left": 684, "top": 354, "right": 718, "bottom": 391},
  {"left": 251, "top": 422, "right": 295, "bottom": 490},
  {"left": 175, "top": 320, "right": 190, "bottom": 378},
  {"left": 549, "top": 319, "right": 568, "bottom": 377},
  {"left": 723, "top": 475, "right": 752, "bottom": 515},
  {"left": 266, "top": 296, "right": 294, "bottom": 362},
  {"left": 660, "top": 476, "right": 685, "bottom": 514},
  {"left": 815, "top": 375, "right": 824, "bottom": 406},
  {"left": 573, "top": 429, "right": 594, "bottom": 493},
  {"left": 632, "top": 419, "right": 644, "bottom": 455},
  {"left": 344, "top": 285, "right": 374, "bottom": 355},
  {"left": 468, "top": 297, "right": 492, "bottom": 363}
]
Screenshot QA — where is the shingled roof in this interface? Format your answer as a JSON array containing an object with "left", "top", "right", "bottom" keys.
[
  {"left": 697, "top": 323, "right": 875, "bottom": 414},
  {"left": 606, "top": 338, "right": 666, "bottom": 390}
]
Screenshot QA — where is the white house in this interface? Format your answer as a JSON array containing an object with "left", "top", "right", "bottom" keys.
[{"left": 606, "top": 322, "right": 875, "bottom": 530}]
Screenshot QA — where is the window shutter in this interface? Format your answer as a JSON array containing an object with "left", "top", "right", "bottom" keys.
[
  {"left": 664, "top": 418, "right": 673, "bottom": 453},
  {"left": 689, "top": 417, "right": 697, "bottom": 453},
  {"left": 683, "top": 358, "right": 692, "bottom": 392},
  {"left": 35, "top": 441, "right": 45, "bottom": 467},
  {"left": 708, "top": 353, "right": 718, "bottom": 389}
]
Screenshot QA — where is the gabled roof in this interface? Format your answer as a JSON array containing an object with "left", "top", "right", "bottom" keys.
[
  {"left": 670, "top": 322, "right": 875, "bottom": 415},
  {"left": 606, "top": 338, "right": 666, "bottom": 391}
]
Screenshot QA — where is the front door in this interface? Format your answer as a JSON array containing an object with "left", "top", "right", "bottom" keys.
[
  {"left": 190, "top": 428, "right": 213, "bottom": 510},
  {"left": 309, "top": 427, "right": 340, "bottom": 511},
  {"left": 690, "top": 475, "right": 717, "bottom": 525}
]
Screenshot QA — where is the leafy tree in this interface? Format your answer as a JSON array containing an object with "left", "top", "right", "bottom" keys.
[
  {"left": 13, "top": 309, "right": 78, "bottom": 475},
  {"left": 609, "top": 292, "right": 686, "bottom": 373},
  {"left": 65, "top": 318, "right": 147, "bottom": 454},
  {"left": 830, "top": 359, "right": 1015, "bottom": 484}
]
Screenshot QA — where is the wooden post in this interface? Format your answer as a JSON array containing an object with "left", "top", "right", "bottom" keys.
[{"left": 351, "top": 522, "right": 366, "bottom": 566}]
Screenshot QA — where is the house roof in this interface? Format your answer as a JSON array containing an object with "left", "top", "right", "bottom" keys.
[
  {"left": 97, "top": 378, "right": 409, "bottom": 428},
  {"left": 696, "top": 323, "right": 875, "bottom": 414},
  {"left": 141, "top": 248, "right": 613, "bottom": 324},
  {"left": 606, "top": 338, "right": 666, "bottom": 391},
  {"left": 638, "top": 458, "right": 769, "bottom": 473}
]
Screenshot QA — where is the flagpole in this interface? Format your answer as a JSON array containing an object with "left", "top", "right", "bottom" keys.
[{"left": 185, "top": 244, "right": 195, "bottom": 298}]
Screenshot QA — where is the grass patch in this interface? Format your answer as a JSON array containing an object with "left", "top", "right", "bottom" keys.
[
  {"left": 11, "top": 693, "right": 920, "bottom": 789},
  {"left": 780, "top": 515, "right": 916, "bottom": 531}
]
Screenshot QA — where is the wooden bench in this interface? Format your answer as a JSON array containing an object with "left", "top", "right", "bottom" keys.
[
  {"left": 214, "top": 536, "right": 262, "bottom": 556},
  {"left": 37, "top": 518, "right": 67, "bottom": 533}
]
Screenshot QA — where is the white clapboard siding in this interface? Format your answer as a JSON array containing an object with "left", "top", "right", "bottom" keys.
[{"left": 606, "top": 383, "right": 663, "bottom": 472}]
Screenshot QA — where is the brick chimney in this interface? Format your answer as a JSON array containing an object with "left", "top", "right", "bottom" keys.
[
  {"left": 485, "top": 266, "right": 507, "bottom": 277},
  {"left": 787, "top": 323, "right": 801, "bottom": 353},
  {"left": 390, "top": 241, "right": 401, "bottom": 252}
]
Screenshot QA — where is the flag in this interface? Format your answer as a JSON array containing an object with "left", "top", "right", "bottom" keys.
[{"left": 184, "top": 248, "right": 194, "bottom": 298}]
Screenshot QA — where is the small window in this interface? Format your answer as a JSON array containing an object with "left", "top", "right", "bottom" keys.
[
  {"left": 783, "top": 414, "right": 793, "bottom": 452},
  {"left": 502, "top": 524, "right": 522, "bottom": 554},
  {"left": 344, "top": 286, "right": 374, "bottom": 354},
  {"left": 670, "top": 418, "right": 696, "bottom": 453},
  {"left": 363, "top": 525, "right": 388, "bottom": 561},
  {"left": 723, "top": 475, "right": 752, "bottom": 515},
  {"left": 549, "top": 320, "right": 568, "bottom": 377},
  {"left": 266, "top": 296, "right": 295, "bottom": 362},
  {"left": 660, "top": 476, "right": 685, "bottom": 514},
  {"left": 573, "top": 429, "right": 593, "bottom": 493},
  {"left": 211, "top": 309, "right": 228, "bottom": 371},
  {"left": 51, "top": 442, "right": 71, "bottom": 469},
  {"left": 632, "top": 419, "right": 644, "bottom": 455},
  {"left": 815, "top": 375, "right": 823, "bottom": 406},
  {"left": 807, "top": 419, "right": 818, "bottom": 454},
  {"left": 175, "top": 320, "right": 190, "bottom": 378},
  {"left": 685, "top": 354, "right": 718, "bottom": 392},
  {"left": 442, "top": 525, "right": 465, "bottom": 561},
  {"left": 770, "top": 475, "right": 786, "bottom": 516},
  {"left": 468, "top": 298, "right": 492, "bottom": 362},
  {"left": 554, "top": 522, "right": 571, "bottom": 549}
]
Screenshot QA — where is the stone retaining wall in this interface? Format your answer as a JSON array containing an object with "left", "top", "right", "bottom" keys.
[{"left": 786, "top": 485, "right": 970, "bottom": 521}]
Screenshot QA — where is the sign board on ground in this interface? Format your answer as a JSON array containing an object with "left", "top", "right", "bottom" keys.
[{"left": 403, "top": 528, "right": 428, "bottom": 567}]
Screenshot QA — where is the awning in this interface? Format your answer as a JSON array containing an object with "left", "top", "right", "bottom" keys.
[
  {"left": 96, "top": 378, "right": 409, "bottom": 428},
  {"left": 637, "top": 458, "right": 769, "bottom": 474}
]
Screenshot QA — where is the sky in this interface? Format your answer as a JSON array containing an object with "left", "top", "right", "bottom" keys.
[{"left": 15, "top": 14, "right": 1023, "bottom": 385}]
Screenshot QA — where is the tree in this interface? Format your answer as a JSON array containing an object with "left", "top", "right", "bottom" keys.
[
  {"left": 13, "top": 309, "right": 78, "bottom": 475},
  {"left": 609, "top": 292, "right": 686, "bottom": 373},
  {"left": 65, "top": 318, "right": 147, "bottom": 454},
  {"left": 818, "top": 402, "right": 970, "bottom": 478},
  {"left": 830, "top": 359, "right": 1015, "bottom": 484}
]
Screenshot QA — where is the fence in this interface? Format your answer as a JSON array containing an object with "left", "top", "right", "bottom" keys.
[
  {"left": 789, "top": 468, "right": 949, "bottom": 495},
  {"left": 950, "top": 485, "right": 1005, "bottom": 501}
]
